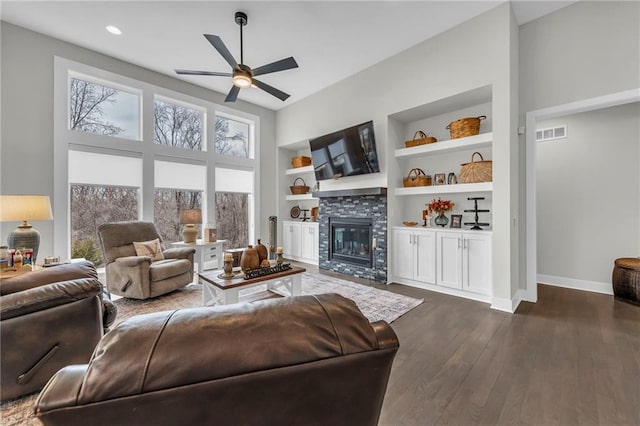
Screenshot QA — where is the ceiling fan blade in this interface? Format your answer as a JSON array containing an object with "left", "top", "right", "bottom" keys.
[
  {"left": 252, "top": 78, "right": 290, "bottom": 101},
  {"left": 204, "top": 34, "right": 238, "bottom": 69},
  {"left": 175, "top": 69, "right": 233, "bottom": 77},
  {"left": 252, "top": 57, "right": 299, "bottom": 77},
  {"left": 225, "top": 86, "right": 241, "bottom": 103}
]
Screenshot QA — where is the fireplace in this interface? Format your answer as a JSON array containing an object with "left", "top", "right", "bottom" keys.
[{"left": 329, "top": 217, "right": 372, "bottom": 267}]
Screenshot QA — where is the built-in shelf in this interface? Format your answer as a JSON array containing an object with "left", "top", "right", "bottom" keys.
[
  {"left": 394, "top": 132, "right": 492, "bottom": 159},
  {"left": 285, "top": 165, "right": 314, "bottom": 175},
  {"left": 395, "top": 182, "right": 493, "bottom": 196},
  {"left": 285, "top": 194, "right": 316, "bottom": 201}
]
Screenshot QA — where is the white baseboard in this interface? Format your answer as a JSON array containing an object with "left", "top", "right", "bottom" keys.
[
  {"left": 490, "top": 288, "right": 525, "bottom": 313},
  {"left": 537, "top": 274, "right": 613, "bottom": 295}
]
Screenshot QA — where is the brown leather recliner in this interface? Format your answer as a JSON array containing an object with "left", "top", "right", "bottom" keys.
[
  {"left": 98, "top": 221, "right": 196, "bottom": 299},
  {"left": 34, "top": 294, "right": 400, "bottom": 425},
  {"left": 0, "top": 260, "right": 117, "bottom": 401}
]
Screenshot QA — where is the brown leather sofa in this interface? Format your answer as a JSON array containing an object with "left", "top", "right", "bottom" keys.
[
  {"left": 0, "top": 260, "right": 116, "bottom": 401},
  {"left": 34, "top": 294, "right": 399, "bottom": 425},
  {"left": 98, "top": 221, "right": 196, "bottom": 299}
]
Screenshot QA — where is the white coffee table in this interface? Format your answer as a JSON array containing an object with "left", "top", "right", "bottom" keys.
[{"left": 198, "top": 266, "right": 305, "bottom": 306}]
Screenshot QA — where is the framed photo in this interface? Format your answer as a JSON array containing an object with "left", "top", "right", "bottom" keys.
[
  {"left": 450, "top": 214, "right": 462, "bottom": 228},
  {"left": 447, "top": 172, "right": 458, "bottom": 185},
  {"left": 434, "top": 173, "right": 446, "bottom": 185}
]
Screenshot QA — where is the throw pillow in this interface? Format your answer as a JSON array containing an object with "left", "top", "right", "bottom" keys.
[{"left": 133, "top": 238, "right": 165, "bottom": 262}]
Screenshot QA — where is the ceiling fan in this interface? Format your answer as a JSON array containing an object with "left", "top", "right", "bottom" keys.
[{"left": 175, "top": 11, "right": 299, "bottom": 103}]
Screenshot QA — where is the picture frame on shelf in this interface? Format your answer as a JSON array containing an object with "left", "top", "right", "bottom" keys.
[
  {"left": 450, "top": 214, "right": 462, "bottom": 228},
  {"left": 447, "top": 172, "right": 458, "bottom": 185},
  {"left": 434, "top": 173, "right": 446, "bottom": 185}
]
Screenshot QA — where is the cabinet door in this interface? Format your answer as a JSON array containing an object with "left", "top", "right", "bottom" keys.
[
  {"left": 393, "top": 229, "right": 414, "bottom": 281},
  {"left": 462, "top": 233, "right": 492, "bottom": 295},
  {"left": 436, "top": 232, "right": 463, "bottom": 289},
  {"left": 300, "top": 223, "right": 318, "bottom": 262},
  {"left": 414, "top": 231, "right": 436, "bottom": 284},
  {"left": 283, "top": 222, "right": 301, "bottom": 258}
]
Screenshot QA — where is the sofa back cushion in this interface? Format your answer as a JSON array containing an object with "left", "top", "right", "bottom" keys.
[
  {"left": 0, "top": 260, "right": 98, "bottom": 296},
  {"left": 77, "top": 294, "right": 382, "bottom": 404}
]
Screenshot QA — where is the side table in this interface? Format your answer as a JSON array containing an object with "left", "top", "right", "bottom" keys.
[{"left": 170, "top": 239, "right": 226, "bottom": 274}]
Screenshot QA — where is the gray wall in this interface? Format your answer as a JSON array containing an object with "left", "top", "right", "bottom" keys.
[
  {"left": 0, "top": 22, "right": 277, "bottom": 259},
  {"left": 519, "top": 1, "right": 640, "bottom": 292},
  {"left": 536, "top": 103, "right": 640, "bottom": 286}
]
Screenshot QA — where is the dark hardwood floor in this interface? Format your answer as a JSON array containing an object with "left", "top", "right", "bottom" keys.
[{"left": 299, "top": 263, "right": 640, "bottom": 426}]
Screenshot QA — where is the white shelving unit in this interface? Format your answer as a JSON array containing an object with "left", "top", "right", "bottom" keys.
[
  {"left": 285, "top": 194, "right": 315, "bottom": 201},
  {"left": 285, "top": 165, "right": 314, "bottom": 175}
]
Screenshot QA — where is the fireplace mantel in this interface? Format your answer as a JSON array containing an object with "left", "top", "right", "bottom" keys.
[{"left": 313, "top": 187, "right": 387, "bottom": 198}]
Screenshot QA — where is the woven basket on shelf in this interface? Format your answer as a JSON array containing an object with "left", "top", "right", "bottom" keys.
[
  {"left": 405, "top": 130, "right": 437, "bottom": 148},
  {"left": 459, "top": 152, "right": 492, "bottom": 183},
  {"left": 403, "top": 168, "right": 432, "bottom": 187},
  {"left": 446, "top": 115, "right": 486, "bottom": 139},
  {"left": 290, "top": 177, "right": 310, "bottom": 195},
  {"left": 291, "top": 156, "right": 312, "bottom": 168}
]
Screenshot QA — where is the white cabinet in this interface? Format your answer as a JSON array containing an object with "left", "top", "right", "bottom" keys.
[
  {"left": 283, "top": 221, "right": 318, "bottom": 265},
  {"left": 393, "top": 228, "right": 436, "bottom": 285},
  {"left": 436, "top": 231, "right": 491, "bottom": 295},
  {"left": 393, "top": 227, "right": 492, "bottom": 301}
]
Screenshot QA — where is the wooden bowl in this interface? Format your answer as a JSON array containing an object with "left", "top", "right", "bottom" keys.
[{"left": 403, "top": 221, "right": 418, "bottom": 227}]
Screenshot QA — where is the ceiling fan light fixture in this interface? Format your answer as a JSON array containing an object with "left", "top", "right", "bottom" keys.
[{"left": 233, "top": 73, "right": 252, "bottom": 88}]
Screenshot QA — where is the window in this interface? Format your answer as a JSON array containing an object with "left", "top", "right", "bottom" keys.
[
  {"left": 68, "top": 150, "right": 142, "bottom": 266},
  {"left": 215, "top": 115, "right": 252, "bottom": 158},
  {"left": 154, "top": 160, "right": 206, "bottom": 243},
  {"left": 69, "top": 77, "right": 140, "bottom": 140},
  {"left": 215, "top": 167, "right": 254, "bottom": 250},
  {"left": 55, "top": 58, "right": 259, "bottom": 259},
  {"left": 154, "top": 98, "right": 204, "bottom": 150},
  {"left": 70, "top": 185, "right": 139, "bottom": 266}
]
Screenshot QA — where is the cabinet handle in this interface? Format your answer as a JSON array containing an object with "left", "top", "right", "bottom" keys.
[
  {"left": 463, "top": 238, "right": 468, "bottom": 249},
  {"left": 458, "top": 238, "right": 462, "bottom": 249}
]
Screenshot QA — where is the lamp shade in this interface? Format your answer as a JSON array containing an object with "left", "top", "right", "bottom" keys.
[
  {"left": 180, "top": 209, "right": 202, "bottom": 225},
  {"left": 0, "top": 195, "right": 53, "bottom": 222}
]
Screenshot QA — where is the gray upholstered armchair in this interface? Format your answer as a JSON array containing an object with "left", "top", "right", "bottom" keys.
[{"left": 98, "top": 221, "right": 195, "bottom": 300}]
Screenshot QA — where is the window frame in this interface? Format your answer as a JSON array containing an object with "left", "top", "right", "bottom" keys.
[{"left": 54, "top": 57, "right": 260, "bottom": 258}]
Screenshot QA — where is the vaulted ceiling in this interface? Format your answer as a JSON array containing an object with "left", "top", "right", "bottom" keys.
[{"left": 1, "top": 1, "right": 577, "bottom": 110}]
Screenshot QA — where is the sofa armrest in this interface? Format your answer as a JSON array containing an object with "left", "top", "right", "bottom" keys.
[
  {"left": 371, "top": 321, "right": 399, "bottom": 350},
  {"left": 34, "top": 365, "right": 88, "bottom": 414},
  {"left": 114, "top": 256, "right": 151, "bottom": 267},
  {"left": 0, "top": 260, "right": 98, "bottom": 296},
  {"left": 0, "top": 279, "right": 101, "bottom": 320},
  {"left": 163, "top": 247, "right": 196, "bottom": 260}
]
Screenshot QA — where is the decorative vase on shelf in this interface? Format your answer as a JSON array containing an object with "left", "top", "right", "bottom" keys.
[
  {"left": 240, "top": 245, "right": 259, "bottom": 272},
  {"left": 434, "top": 212, "right": 449, "bottom": 228}
]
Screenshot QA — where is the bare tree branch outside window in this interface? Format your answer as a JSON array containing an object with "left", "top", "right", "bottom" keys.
[
  {"left": 154, "top": 100, "right": 202, "bottom": 150},
  {"left": 215, "top": 116, "right": 249, "bottom": 157},
  {"left": 215, "top": 192, "right": 248, "bottom": 250},
  {"left": 69, "top": 78, "right": 124, "bottom": 136}
]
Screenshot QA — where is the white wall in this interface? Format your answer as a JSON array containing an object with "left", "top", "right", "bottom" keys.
[
  {"left": 536, "top": 102, "right": 640, "bottom": 290},
  {"left": 0, "top": 22, "right": 277, "bottom": 259},
  {"left": 276, "top": 4, "right": 520, "bottom": 307}
]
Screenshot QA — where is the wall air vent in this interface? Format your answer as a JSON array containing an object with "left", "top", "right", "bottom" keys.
[{"left": 536, "top": 125, "right": 567, "bottom": 142}]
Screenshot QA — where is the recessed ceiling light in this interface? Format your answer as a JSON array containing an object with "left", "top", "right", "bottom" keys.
[{"left": 105, "top": 25, "right": 122, "bottom": 35}]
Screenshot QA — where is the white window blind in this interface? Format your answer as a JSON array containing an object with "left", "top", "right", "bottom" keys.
[
  {"left": 215, "top": 167, "right": 254, "bottom": 193},
  {"left": 154, "top": 160, "right": 206, "bottom": 191},
  {"left": 69, "top": 150, "right": 141, "bottom": 186}
]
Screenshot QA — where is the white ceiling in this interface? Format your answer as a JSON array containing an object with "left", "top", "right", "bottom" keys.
[{"left": 1, "top": 1, "right": 577, "bottom": 110}]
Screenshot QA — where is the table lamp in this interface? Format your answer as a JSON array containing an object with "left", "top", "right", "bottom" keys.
[
  {"left": 180, "top": 209, "right": 202, "bottom": 243},
  {"left": 0, "top": 195, "right": 53, "bottom": 263}
]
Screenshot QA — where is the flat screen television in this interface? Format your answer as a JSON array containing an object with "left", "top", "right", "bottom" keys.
[{"left": 309, "top": 120, "right": 380, "bottom": 181}]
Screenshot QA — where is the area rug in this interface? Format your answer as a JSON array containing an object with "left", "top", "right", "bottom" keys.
[{"left": 0, "top": 272, "right": 422, "bottom": 425}]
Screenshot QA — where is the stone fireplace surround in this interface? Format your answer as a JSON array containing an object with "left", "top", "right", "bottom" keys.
[{"left": 317, "top": 188, "right": 387, "bottom": 283}]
